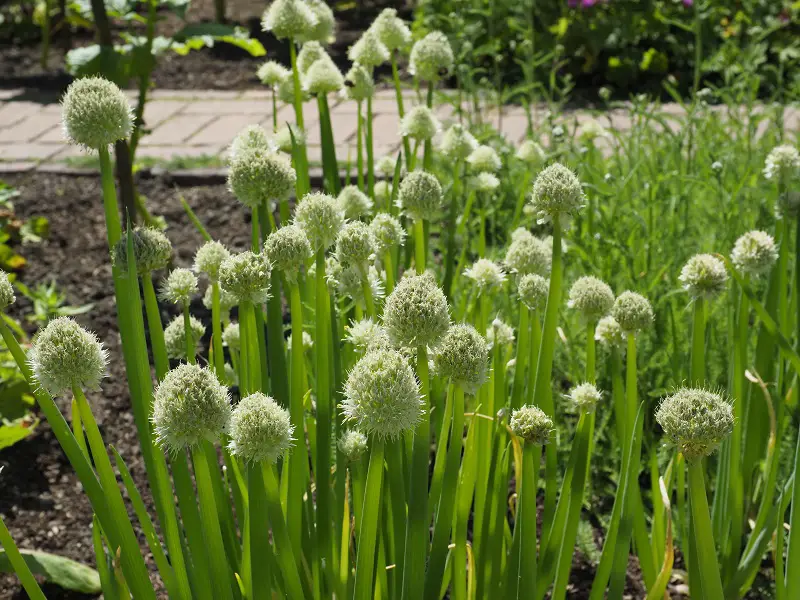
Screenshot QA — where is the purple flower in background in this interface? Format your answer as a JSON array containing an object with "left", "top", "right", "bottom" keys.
[
  {"left": 683, "top": 0, "right": 693, "bottom": 6},
  {"left": 582, "top": 0, "right": 598, "bottom": 5},
  {"left": 568, "top": 0, "right": 579, "bottom": 6}
]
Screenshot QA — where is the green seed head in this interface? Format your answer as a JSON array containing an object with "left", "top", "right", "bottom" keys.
[
  {"left": 383, "top": 272, "right": 450, "bottom": 348},
  {"left": 228, "top": 124, "right": 272, "bottom": 162},
  {"left": 219, "top": 251, "right": 272, "bottom": 305},
  {"left": 294, "top": 191, "right": 345, "bottom": 251},
  {"left": 160, "top": 268, "right": 198, "bottom": 306},
  {"left": 370, "top": 212, "right": 405, "bottom": 254},
  {"left": 61, "top": 76, "right": 133, "bottom": 150},
  {"left": 0, "top": 270, "right": 14, "bottom": 310},
  {"left": 337, "top": 185, "right": 373, "bottom": 220},
  {"left": 655, "top": 387, "right": 734, "bottom": 461},
  {"left": 112, "top": 227, "right": 172, "bottom": 275},
  {"left": 516, "top": 140, "right": 546, "bottom": 164},
  {"left": 464, "top": 259, "right": 506, "bottom": 291},
  {"left": 611, "top": 291, "right": 653, "bottom": 333},
  {"left": 510, "top": 405, "right": 553, "bottom": 445},
  {"left": 731, "top": 230, "right": 778, "bottom": 278},
  {"left": 164, "top": 315, "right": 205, "bottom": 360},
  {"left": 347, "top": 28, "right": 390, "bottom": 70},
  {"left": 264, "top": 224, "right": 312, "bottom": 282},
  {"left": 29, "top": 317, "right": 107, "bottom": 396},
  {"left": 396, "top": 170, "right": 444, "bottom": 221},
  {"left": 567, "top": 276, "right": 614, "bottom": 321},
  {"left": 467, "top": 145, "right": 501, "bottom": 173},
  {"left": 530, "top": 163, "right": 585, "bottom": 223},
  {"left": 400, "top": 105, "right": 441, "bottom": 141},
  {"left": 595, "top": 315, "right": 625, "bottom": 350},
  {"left": 439, "top": 124, "right": 478, "bottom": 161},
  {"left": 344, "top": 64, "right": 375, "bottom": 101},
  {"left": 518, "top": 273, "right": 549, "bottom": 311},
  {"left": 764, "top": 144, "right": 800, "bottom": 181},
  {"left": 299, "top": 0, "right": 335, "bottom": 44},
  {"left": 262, "top": 0, "right": 318, "bottom": 40},
  {"left": 568, "top": 382, "right": 602, "bottom": 412},
  {"left": 409, "top": 31, "right": 454, "bottom": 81},
  {"left": 194, "top": 241, "right": 231, "bottom": 283},
  {"left": 371, "top": 8, "right": 411, "bottom": 52},
  {"left": 304, "top": 55, "right": 344, "bottom": 95},
  {"left": 228, "top": 392, "right": 294, "bottom": 463},
  {"left": 341, "top": 347, "right": 422, "bottom": 439},
  {"left": 152, "top": 363, "right": 231, "bottom": 452},
  {"left": 222, "top": 322, "right": 240, "bottom": 350},
  {"left": 678, "top": 253, "right": 728, "bottom": 300},
  {"left": 504, "top": 229, "right": 551, "bottom": 276},
  {"left": 257, "top": 60, "right": 290, "bottom": 88},
  {"left": 339, "top": 430, "right": 369, "bottom": 461},
  {"left": 434, "top": 323, "right": 488, "bottom": 394},
  {"left": 336, "top": 221, "right": 375, "bottom": 268},
  {"left": 228, "top": 145, "right": 296, "bottom": 208},
  {"left": 202, "top": 284, "right": 238, "bottom": 313}
]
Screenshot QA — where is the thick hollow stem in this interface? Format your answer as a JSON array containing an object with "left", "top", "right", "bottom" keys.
[
  {"left": 687, "top": 461, "right": 725, "bottom": 599},
  {"left": 354, "top": 437, "right": 386, "bottom": 600}
]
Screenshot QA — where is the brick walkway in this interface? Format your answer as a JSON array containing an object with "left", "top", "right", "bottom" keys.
[{"left": 0, "top": 87, "right": 797, "bottom": 173}]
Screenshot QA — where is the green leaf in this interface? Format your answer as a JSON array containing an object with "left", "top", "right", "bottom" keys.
[
  {"left": 0, "top": 549, "right": 101, "bottom": 593},
  {"left": 0, "top": 415, "right": 38, "bottom": 449}
]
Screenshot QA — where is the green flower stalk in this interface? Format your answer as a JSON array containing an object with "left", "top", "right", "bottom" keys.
[
  {"left": 160, "top": 268, "right": 199, "bottom": 363},
  {"left": 370, "top": 212, "right": 405, "bottom": 293},
  {"left": 568, "top": 275, "right": 614, "bottom": 381},
  {"left": 336, "top": 221, "right": 377, "bottom": 317},
  {"left": 344, "top": 66, "right": 375, "bottom": 191},
  {"left": 257, "top": 61, "right": 290, "bottom": 129},
  {"left": 194, "top": 240, "right": 231, "bottom": 377},
  {"left": 396, "top": 170, "right": 444, "bottom": 272},
  {"left": 510, "top": 273, "right": 547, "bottom": 412},
  {"left": 164, "top": 315, "right": 205, "bottom": 361}
]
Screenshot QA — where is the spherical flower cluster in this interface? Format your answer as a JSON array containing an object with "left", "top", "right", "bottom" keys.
[
  {"left": 396, "top": 171, "right": 444, "bottom": 221},
  {"left": 348, "top": 29, "right": 389, "bottom": 70},
  {"left": 61, "top": 76, "right": 133, "bottom": 150},
  {"left": 164, "top": 315, "right": 205, "bottom": 360},
  {"left": 228, "top": 392, "right": 294, "bottom": 463},
  {"left": 504, "top": 230, "right": 550, "bottom": 276},
  {"left": 376, "top": 155, "right": 399, "bottom": 178},
  {"left": 487, "top": 318, "right": 515, "bottom": 349},
  {"left": 29, "top": 317, "right": 107, "bottom": 396},
  {"left": 438, "top": 124, "right": 478, "bottom": 160},
  {"left": 194, "top": 241, "right": 231, "bottom": 282},
  {"left": 203, "top": 284, "right": 238, "bottom": 314},
  {"left": 399, "top": 105, "right": 441, "bottom": 141},
  {"left": 344, "top": 64, "right": 375, "bottom": 102},
  {"left": 337, "top": 185, "right": 373, "bottom": 219},
  {"left": 341, "top": 347, "right": 422, "bottom": 439},
  {"left": 516, "top": 140, "right": 546, "bottom": 164},
  {"left": 763, "top": 144, "right": 800, "bottom": 181},
  {"left": 518, "top": 273, "right": 549, "bottom": 311},
  {"left": 336, "top": 221, "right": 375, "bottom": 267},
  {"left": 152, "top": 363, "right": 231, "bottom": 452},
  {"left": 297, "top": 41, "right": 325, "bottom": 74},
  {"left": 299, "top": 0, "right": 335, "bottom": 44},
  {"left": 464, "top": 259, "right": 506, "bottom": 291},
  {"left": 264, "top": 224, "right": 311, "bottom": 281},
  {"left": 655, "top": 387, "right": 734, "bottom": 461},
  {"left": 346, "top": 317, "right": 389, "bottom": 350},
  {"left": 678, "top": 253, "right": 728, "bottom": 300},
  {"left": 383, "top": 272, "right": 450, "bottom": 348},
  {"left": 219, "top": 251, "right": 272, "bottom": 304},
  {"left": 304, "top": 56, "right": 344, "bottom": 95},
  {"left": 510, "top": 405, "right": 553, "bottom": 445},
  {"left": 467, "top": 145, "right": 501, "bottom": 173},
  {"left": 409, "top": 31, "right": 454, "bottom": 81},
  {"left": 374, "top": 181, "right": 392, "bottom": 205},
  {"left": 595, "top": 315, "right": 625, "bottom": 350},
  {"left": 370, "top": 213, "right": 405, "bottom": 254},
  {"left": 278, "top": 77, "right": 310, "bottom": 104},
  {"left": 257, "top": 60, "right": 290, "bottom": 88},
  {"left": 471, "top": 172, "right": 500, "bottom": 193},
  {"left": 568, "top": 382, "right": 602, "bottom": 412},
  {"left": 222, "top": 322, "right": 240, "bottom": 350},
  {"left": 0, "top": 270, "right": 14, "bottom": 310},
  {"left": 433, "top": 324, "right": 488, "bottom": 394},
  {"left": 731, "top": 230, "right": 777, "bottom": 278},
  {"left": 530, "top": 163, "right": 585, "bottom": 223},
  {"left": 579, "top": 120, "right": 608, "bottom": 144},
  {"left": 339, "top": 430, "right": 368, "bottom": 461},
  {"left": 112, "top": 227, "right": 172, "bottom": 275},
  {"left": 160, "top": 268, "right": 198, "bottom": 306},
  {"left": 228, "top": 145, "right": 297, "bottom": 208},
  {"left": 336, "top": 265, "right": 385, "bottom": 304},
  {"left": 274, "top": 124, "right": 305, "bottom": 153},
  {"left": 611, "top": 291, "right": 653, "bottom": 333},
  {"left": 294, "top": 192, "right": 345, "bottom": 251},
  {"left": 228, "top": 124, "right": 272, "bottom": 162},
  {"left": 567, "top": 276, "right": 614, "bottom": 321},
  {"left": 371, "top": 8, "right": 411, "bottom": 52},
  {"left": 261, "top": 0, "right": 317, "bottom": 41}
]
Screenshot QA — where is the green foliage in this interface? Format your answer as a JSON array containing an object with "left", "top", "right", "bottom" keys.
[
  {"left": 14, "top": 280, "right": 94, "bottom": 324},
  {"left": 0, "top": 549, "right": 101, "bottom": 593}
]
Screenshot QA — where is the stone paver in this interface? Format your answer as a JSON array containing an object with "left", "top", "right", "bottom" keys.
[
  {"left": 4, "top": 114, "right": 60, "bottom": 143},
  {"left": 188, "top": 114, "right": 270, "bottom": 146},
  {"left": 142, "top": 114, "right": 217, "bottom": 146}
]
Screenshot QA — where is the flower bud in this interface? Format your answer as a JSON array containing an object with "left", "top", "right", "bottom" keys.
[
  {"left": 262, "top": 0, "right": 318, "bottom": 41},
  {"left": 257, "top": 60, "right": 290, "bottom": 88},
  {"left": 304, "top": 55, "right": 344, "bottom": 95},
  {"left": 112, "top": 227, "right": 172, "bottom": 275},
  {"left": 464, "top": 258, "right": 506, "bottom": 291},
  {"left": 337, "top": 185, "right": 373, "bottom": 220},
  {"left": 530, "top": 163, "right": 585, "bottom": 223},
  {"left": 222, "top": 322, "right": 240, "bottom": 350},
  {"left": 409, "top": 31, "right": 454, "bottom": 81},
  {"left": 400, "top": 105, "right": 441, "bottom": 141},
  {"left": 518, "top": 273, "right": 549, "bottom": 311},
  {"left": 370, "top": 212, "right": 405, "bottom": 254},
  {"left": 0, "top": 270, "right": 14, "bottom": 310},
  {"left": 595, "top": 315, "right": 625, "bottom": 350},
  {"left": 228, "top": 392, "right": 294, "bottom": 463},
  {"left": 433, "top": 324, "right": 488, "bottom": 393},
  {"left": 194, "top": 241, "right": 231, "bottom": 283},
  {"left": 567, "top": 276, "right": 614, "bottom": 321},
  {"left": 336, "top": 221, "right": 375, "bottom": 267},
  {"left": 294, "top": 191, "right": 344, "bottom": 251},
  {"left": 731, "top": 230, "right": 778, "bottom": 278},
  {"left": 516, "top": 140, "right": 546, "bottom": 164},
  {"left": 152, "top": 363, "right": 231, "bottom": 451},
  {"left": 396, "top": 171, "right": 444, "bottom": 221},
  {"left": 467, "top": 145, "right": 501, "bottom": 173},
  {"left": 219, "top": 251, "right": 272, "bottom": 305},
  {"left": 348, "top": 28, "right": 390, "bottom": 70},
  {"left": 339, "top": 430, "right": 368, "bottom": 461},
  {"left": 264, "top": 224, "right": 311, "bottom": 282},
  {"left": 763, "top": 144, "right": 799, "bottom": 181},
  {"left": 344, "top": 64, "right": 375, "bottom": 102},
  {"left": 611, "top": 291, "right": 653, "bottom": 333},
  {"left": 164, "top": 315, "right": 206, "bottom": 360},
  {"left": 383, "top": 272, "right": 450, "bottom": 348},
  {"left": 678, "top": 253, "right": 727, "bottom": 300},
  {"left": 341, "top": 347, "right": 422, "bottom": 439},
  {"left": 568, "top": 382, "right": 602, "bottom": 412},
  {"left": 438, "top": 124, "right": 478, "bottom": 161},
  {"left": 228, "top": 145, "right": 296, "bottom": 208},
  {"left": 29, "top": 317, "right": 107, "bottom": 396},
  {"left": 504, "top": 230, "right": 550, "bottom": 276},
  {"left": 655, "top": 387, "right": 733, "bottom": 461},
  {"left": 203, "top": 284, "right": 238, "bottom": 313},
  {"left": 300, "top": 0, "right": 335, "bottom": 44},
  {"left": 228, "top": 124, "right": 272, "bottom": 162},
  {"left": 160, "top": 268, "right": 198, "bottom": 306},
  {"left": 371, "top": 8, "right": 411, "bottom": 52},
  {"left": 61, "top": 76, "right": 133, "bottom": 149},
  {"left": 510, "top": 405, "right": 553, "bottom": 445}
]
